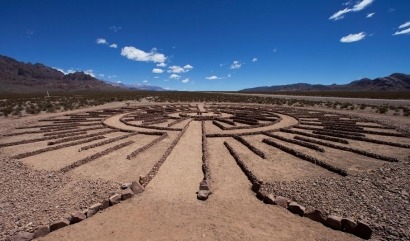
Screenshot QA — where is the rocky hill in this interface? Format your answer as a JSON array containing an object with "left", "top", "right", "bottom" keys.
[
  {"left": 240, "top": 73, "right": 410, "bottom": 92},
  {"left": 0, "top": 55, "right": 120, "bottom": 93}
]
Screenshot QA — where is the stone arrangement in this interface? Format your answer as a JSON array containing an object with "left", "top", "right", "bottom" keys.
[{"left": 3, "top": 103, "right": 409, "bottom": 240}]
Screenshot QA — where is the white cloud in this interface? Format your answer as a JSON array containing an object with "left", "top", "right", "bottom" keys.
[
  {"left": 109, "top": 26, "right": 122, "bottom": 32},
  {"left": 109, "top": 43, "right": 118, "bottom": 48},
  {"left": 329, "top": 0, "right": 374, "bottom": 20},
  {"left": 96, "top": 38, "right": 108, "bottom": 45},
  {"left": 393, "top": 28, "right": 410, "bottom": 36},
  {"left": 273, "top": 48, "right": 277, "bottom": 53},
  {"left": 84, "top": 69, "right": 95, "bottom": 77},
  {"left": 143, "top": 80, "right": 148, "bottom": 83},
  {"left": 152, "top": 68, "right": 164, "bottom": 74},
  {"left": 181, "top": 78, "right": 190, "bottom": 83},
  {"left": 169, "top": 74, "right": 181, "bottom": 79},
  {"left": 366, "top": 13, "right": 375, "bottom": 18},
  {"left": 230, "top": 60, "right": 241, "bottom": 69},
  {"left": 330, "top": 8, "right": 352, "bottom": 20},
  {"left": 99, "top": 74, "right": 105, "bottom": 77},
  {"left": 353, "top": 0, "right": 374, "bottom": 11},
  {"left": 157, "top": 63, "right": 167, "bottom": 67},
  {"left": 227, "top": 73, "right": 232, "bottom": 78},
  {"left": 168, "top": 65, "right": 185, "bottom": 73},
  {"left": 398, "top": 21, "right": 410, "bottom": 29},
  {"left": 206, "top": 75, "right": 219, "bottom": 80},
  {"left": 340, "top": 32, "right": 366, "bottom": 43},
  {"left": 252, "top": 57, "right": 258, "bottom": 62},
  {"left": 183, "top": 64, "right": 193, "bottom": 70},
  {"left": 167, "top": 65, "right": 193, "bottom": 73},
  {"left": 108, "top": 75, "right": 118, "bottom": 79},
  {"left": 121, "top": 46, "right": 166, "bottom": 63},
  {"left": 154, "top": 76, "right": 159, "bottom": 79},
  {"left": 392, "top": 21, "right": 410, "bottom": 35}
]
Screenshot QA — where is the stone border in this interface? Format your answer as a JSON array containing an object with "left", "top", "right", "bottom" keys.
[
  {"left": 14, "top": 180, "right": 146, "bottom": 241},
  {"left": 262, "top": 138, "right": 348, "bottom": 176},
  {"left": 280, "top": 128, "right": 349, "bottom": 144},
  {"left": 127, "top": 133, "right": 168, "bottom": 160},
  {"left": 294, "top": 136, "right": 400, "bottom": 163},
  {"left": 263, "top": 132, "right": 325, "bottom": 152},
  {"left": 79, "top": 133, "right": 137, "bottom": 151},
  {"left": 222, "top": 140, "right": 372, "bottom": 240},
  {"left": 60, "top": 140, "right": 135, "bottom": 173},
  {"left": 13, "top": 136, "right": 106, "bottom": 159},
  {"left": 232, "top": 135, "right": 266, "bottom": 159}
]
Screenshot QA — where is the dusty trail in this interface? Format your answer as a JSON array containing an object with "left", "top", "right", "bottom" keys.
[{"left": 39, "top": 122, "right": 359, "bottom": 241}]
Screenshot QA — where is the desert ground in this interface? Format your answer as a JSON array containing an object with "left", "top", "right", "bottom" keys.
[{"left": 1, "top": 101, "right": 409, "bottom": 241}]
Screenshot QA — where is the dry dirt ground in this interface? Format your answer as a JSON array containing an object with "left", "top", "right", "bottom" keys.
[{"left": 1, "top": 101, "right": 409, "bottom": 241}]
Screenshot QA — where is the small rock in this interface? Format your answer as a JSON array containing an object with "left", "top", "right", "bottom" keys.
[
  {"left": 121, "top": 183, "right": 132, "bottom": 189},
  {"left": 274, "top": 196, "right": 290, "bottom": 209},
  {"left": 305, "top": 210, "right": 326, "bottom": 224},
  {"left": 341, "top": 218, "right": 357, "bottom": 233},
  {"left": 251, "top": 181, "right": 263, "bottom": 192},
  {"left": 325, "top": 215, "right": 342, "bottom": 230},
  {"left": 13, "top": 231, "right": 33, "bottom": 241},
  {"left": 70, "top": 211, "right": 86, "bottom": 224},
  {"left": 101, "top": 199, "right": 110, "bottom": 210},
  {"left": 130, "top": 181, "right": 145, "bottom": 194},
  {"left": 199, "top": 180, "right": 209, "bottom": 191},
  {"left": 50, "top": 219, "right": 70, "bottom": 232},
  {"left": 256, "top": 189, "right": 268, "bottom": 201},
  {"left": 288, "top": 202, "right": 305, "bottom": 216},
  {"left": 109, "top": 193, "right": 121, "bottom": 206},
  {"left": 121, "top": 188, "right": 134, "bottom": 200},
  {"left": 33, "top": 225, "right": 50, "bottom": 239},
  {"left": 87, "top": 203, "right": 102, "bottom": 218},
  {"left": 264, "top": 194, "right": 275, "bottom": 205},
  {"left": 353, "top": 221, "right": 372, "bottom": 239},
  {"left": 197, "top": 190, "right": 209, "bottom": 201}
]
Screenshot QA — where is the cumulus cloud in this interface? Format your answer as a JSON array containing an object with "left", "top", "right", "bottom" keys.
[
  {"left": 152, "top": 68, "right": 164, "bottom": 74},
  {"left": 168, "top": 65, "right": 185, "bottom": 73},
  {"left": 167, "top": 64, "right": 193, "bottom": 73},
  {"left": 181, "top": 78, "right": 190, "bottom": 83},
  {"left": 230, "top": 60, "right": 241, "bottom": 69},
  {"left": 109, "top": 43, "right": 118, "bottom": 48},
  {"left": 121, "top": 46, "right": 166, "bottom": 63},
  {"left": 252, "top": 58, "right": 258, "bottom": 62},
  {"left": 183, "top": 64, "right": 193, "bottom": 70},
  {"left": 330, "top": 0, "right": 374, "bottom": 20},
  {"left": 96, "top": 38, "right": 108, "bottom": 45},
  {"left": 366, "top": 13, "right": 375, "bottom": 18},
  {"left": 206, "top": 75, "right": 219, "bottom": 80},
  {"left": 157, "top": 63, "right": 167, "bottom": 67},
  {"left": 227, "top": 73, "right": 232, "bottom": 78},
  {"left": 340, "top": 32, "right": 366, "bottom": 43},
  {"left": 169, "top": 74, "right": 181, "bottom": 79}
]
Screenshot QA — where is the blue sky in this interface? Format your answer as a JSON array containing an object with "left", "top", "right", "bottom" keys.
[{"left": 0, "top": 0, "right": 409, "bottom": 91}]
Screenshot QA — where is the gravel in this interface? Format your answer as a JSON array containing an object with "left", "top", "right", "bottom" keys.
[
  {"left": 264, "top": 159, "right": 410, "bottom": 241},
  {"left": 0, "top": 155, "right": 119, "bottom": 241}
]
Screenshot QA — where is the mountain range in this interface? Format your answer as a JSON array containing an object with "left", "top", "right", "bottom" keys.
[
  {"left": 240, "top": 73, "right": 410, "bottom": 92},
  {"left": 0, "top": 55, "right": 165, "bottom": 93}
]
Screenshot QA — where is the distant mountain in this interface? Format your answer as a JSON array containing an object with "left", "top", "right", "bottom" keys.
[
  {"left": 240, "top": 73, "right": 410, "bottom": 92},
  {"left": 106, "top": 81, "right": 167, "bottom": 91},
  {"left": 0, "top": 55, "right": 121, "bottom": 93}
]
